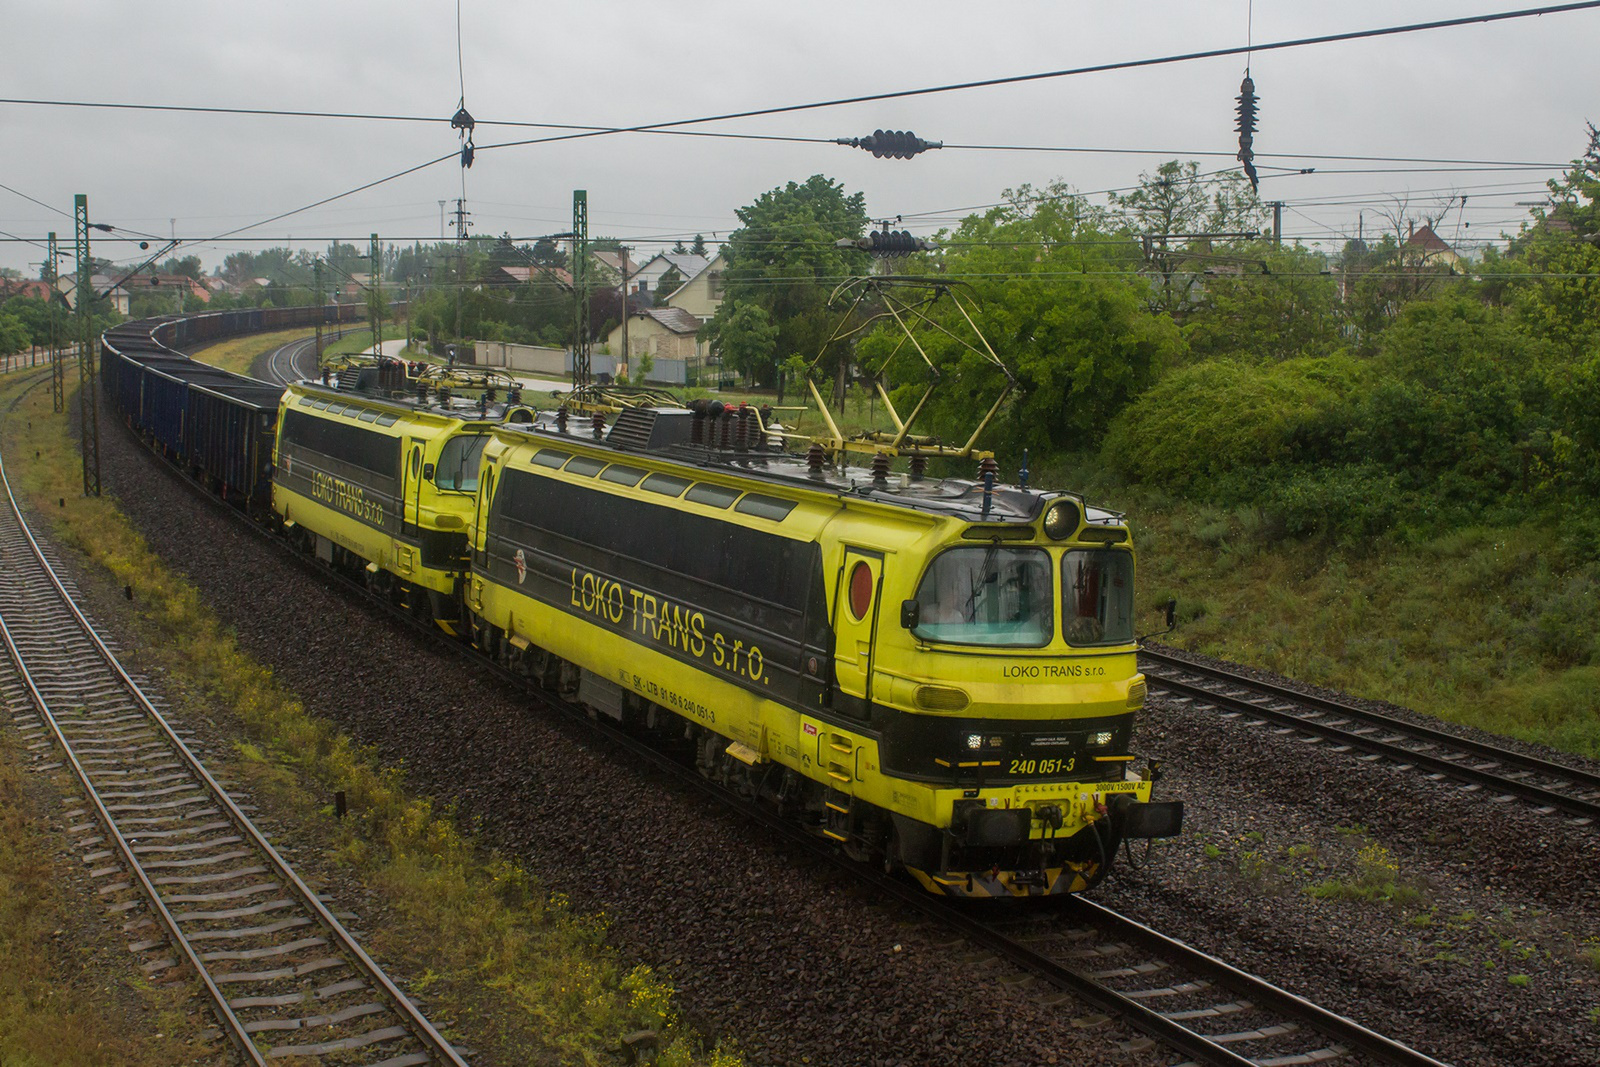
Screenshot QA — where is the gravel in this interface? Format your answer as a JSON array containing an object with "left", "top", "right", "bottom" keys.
[
  {"left": 95, "top": 394, "right": 1159, "bottom": 1066},
  {"left": 90, "top": 389, "right": 1600, "bottom": 1067}
]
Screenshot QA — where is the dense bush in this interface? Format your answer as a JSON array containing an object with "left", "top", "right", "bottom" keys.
[{"left": 1102, "top": 355, "right": 1369, "bottom": 490}]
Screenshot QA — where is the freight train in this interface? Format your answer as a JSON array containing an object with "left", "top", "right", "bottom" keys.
[{"left": 101, "top": 306, "right": 1181, "bottom": 898}]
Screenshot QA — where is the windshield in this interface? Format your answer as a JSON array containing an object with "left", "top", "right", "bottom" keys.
[
  {"left": 1062, "top": 550, "right": 1135, "bottom": 646},
  {"left": 913, "top": 547, "right": 1052, "bottom": 647},
  {"left": 434, "top": 433, "right": 488, "bottom": 492}
]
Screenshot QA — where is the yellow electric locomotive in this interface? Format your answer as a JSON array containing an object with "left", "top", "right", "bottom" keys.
[
  {"left": 464, "top": 404, "right": 1181, "bottom": 897},
  {"left": 271, "top": 365, "right": 536, "bottom": 632}
]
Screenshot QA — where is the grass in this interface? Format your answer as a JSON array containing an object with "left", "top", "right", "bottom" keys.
[
  {"left": 1305, "top": 842, "right": 1428, "bottom": 907},
  {"left": 194, "top": 327, "right": 317, "bottom": 376},
  {"left": 0, "top": 730, "right": 214, "bottom": 1064},
  {"left": 0, "top": 364, "right": 737, "bottom": 1065},
  {"left": 322, "top": 322, "right": 405, "bottom": 359},
  {"left": 1031, "top": 459, "right": 1600, "bottom": 761}
]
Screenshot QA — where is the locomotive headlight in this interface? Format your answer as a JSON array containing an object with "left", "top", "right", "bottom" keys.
[
  {"left": 1089, "top": 730, "right": 1114, "bottom": 748},
  {"left": 966, "top": 733, "right": 984, "bottom": 750},
  {"left": 1043, "top": 499, "right": 1081, "bottom": 540}
]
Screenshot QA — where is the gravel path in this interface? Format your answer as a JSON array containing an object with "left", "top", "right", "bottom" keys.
[{"left": 95, "top": 383, "right": 1600, "bottom": 1066}]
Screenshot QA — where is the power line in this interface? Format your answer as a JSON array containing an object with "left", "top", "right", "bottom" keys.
[
  {"left": 0, "top": 93, "right": 1570, "bottom": 170},
  {"left": 472, "top": 2, "right": 1600, "bottom": 153}
]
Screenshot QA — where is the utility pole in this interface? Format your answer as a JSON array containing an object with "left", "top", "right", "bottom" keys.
[
  {"left": 314, "top": 259, "right": 324, "bottom": 363},
  {"left": 74, "top": 194, "right": 101, "bottom": 497},
  {"left": 1268, "top": 201, "right": 1284, "bottom": 249},
  {"left": 618, "top": 245, "right": 630, "bottom": 380},
  {"left": 571, "top": 190, "right": 591, "bottom": 396},
  {"left": 451, "top": 200, "right": 471, "bottom": 362},
  {"left": 369, "top": 233, "right": 381, "bottom": 356},
  {"left": 46, "top": 231, "right": 63, "bottom": 413},
  {"left": 439, "top": 200, "right": 448, "bottom": 240}
]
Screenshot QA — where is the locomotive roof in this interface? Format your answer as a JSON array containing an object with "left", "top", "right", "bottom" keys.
[
  {"left": 295, "top": 379, "right": 1125, "bottom": 528},
  {"left": 500, "top": 407, "right": 1125, "bottom": 529}
]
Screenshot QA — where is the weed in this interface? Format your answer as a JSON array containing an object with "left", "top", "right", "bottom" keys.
[
  {"left": 1581, "top": 944, "right": 1600, "bottom": 972},
  {"left": 1407, "top": 912, "right": 1434, "bottom": 929},
  {"left": 1203, "top": 843, "right": 1223, "bottom": 860},
  {"left": 1305, "top": 841, "right": 1426, "bottom": 907},
  {"left": 1335, "top": 824, "right": 1368, "bottom": 837},
  {"left": 1242, "top": 830, "right": 1265, "bottom": 843},
  {"left": 1507, "top": 974, "right": 1530, "bottom": 988}
]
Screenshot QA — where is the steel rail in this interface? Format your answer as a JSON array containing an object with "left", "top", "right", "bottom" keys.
[
  {"left": 0, "top": 427, "right": 467, "bottom": 1066},
  {"left": 1141, "top": 651, "right": 1600, "bottom": 824},
  {"left": 1067, "top": 897, "right": 1454, "bottom": 1067},
  {"left": 103, "top": 330, "right": 1451, "bottom": 1067},
  {"left": 139, "top": 434, "right": 1446, "bottom": 1067}
]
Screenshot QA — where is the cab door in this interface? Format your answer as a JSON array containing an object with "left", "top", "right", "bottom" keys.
[{"left": 832, "top": 548, "right": 884, "bottom": 711}]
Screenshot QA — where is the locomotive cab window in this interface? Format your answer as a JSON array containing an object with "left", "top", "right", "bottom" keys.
[
  {"left": 912, "top": 547, "right": 1052, "bottom": 647},
  {"left": 434, "top": 433, "right": 489, "bottom": 492},
  {"left": 1062, "top": 549, "right": 1134, "bottom": 646}
]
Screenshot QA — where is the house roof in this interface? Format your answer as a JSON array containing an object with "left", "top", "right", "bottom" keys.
[
  {"left": 634, "top": 306, "right": 702, "bottom": 334},
  {"left": 1405, "top": 224, "right": 1454, "bottom": 254},
  {"left": 487, "top": 265, "right": 572, "bottom": 286},
  {"left": 0, "top": 278, "right": 56, "bottom": 301},
  {"left": 637, "top": 252, "right": 710, "bottom": 278}
]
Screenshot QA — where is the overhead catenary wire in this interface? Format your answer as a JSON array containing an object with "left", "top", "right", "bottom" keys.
[{"left": 470, "top": 2, "right": 1600, "bottom": 153}]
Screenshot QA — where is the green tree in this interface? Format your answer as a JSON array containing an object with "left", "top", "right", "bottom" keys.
[
  {"left": 877, "top": 181, "right": 1182, "bottom": 455},
  {"left": 158, "top": 255, "right": 203, "bottom": 278},
  {"left": 0, "top": 312, "right": 29, "bottom": 356},
  {"left": 699, "top": 175, "right": 869, "bottom": 388},
  {"left": 690, "top": 234, "right": 708, "bottom": 258},
  {"left": 1183, "top": 243, "right": 1341, "bottom": 363},
  {"left": 1505, "top": 123, "right": 1600, "bottom": 355},
  {"left": 702, "top": 303, "right": 778, "bottom": 383},
  {"left": 1108, "top": 160, "right": 1266, "bottom": 313}
]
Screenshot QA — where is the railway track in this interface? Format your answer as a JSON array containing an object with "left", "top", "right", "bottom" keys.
[
  {"left": 1140, "top": 648, "right": 1600, "bottom": 827},
  {"left": 92, "top": 335, "right": 1462, "bottom": 1066},
  {"left": 0, "top": 397, "right": 467, "bottom": 1066},
  {"left": 261, "top": 334, "right": 320, "bottom": 386}
]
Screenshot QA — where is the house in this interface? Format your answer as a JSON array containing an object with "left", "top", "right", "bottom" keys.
[
  {"left": 630, "top": 252, "right": 710, "bottom": 300},
  {"left": 605, "top": 306, "right": 705, "bottom": 369},
  {"left": 0, "top": 278, "right": 57, "bottom": 303},
  {"left": 57, "top": 274, "right": 130, "bottom": 315},
  {"left": 134, "top": 273, "right": 213, "bottom": 304},
  {"left": 600, "top": 253, "right": 730, "bottom": 382},
  {"left": 481, "top": 264, "right": 572, "bottom": 289},
  {"left": 1402, "top": 224, "right": 1462, "bottom": 270},
  {"left": 660, "top": 252, "right": 725, "bottom": 319}
]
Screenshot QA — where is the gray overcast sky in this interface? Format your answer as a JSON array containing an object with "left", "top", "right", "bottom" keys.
[{"left": 3, "top": 1, "right": 1596, "bottom": 277}]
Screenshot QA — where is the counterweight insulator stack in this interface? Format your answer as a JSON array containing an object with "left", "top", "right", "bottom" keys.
[{"left": 1235, "top": 74, "right": 1259, "bottom": 191}]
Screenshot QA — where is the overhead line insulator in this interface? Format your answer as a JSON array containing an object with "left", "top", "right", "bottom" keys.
[
  {"left": 837, "top": 129, "right": 942, "bottom": 159},
  {"left": 1235, "top": 75, "right": 1260, "bottom": 191},
  {"left": 838, "top": 231, "right": 938, "bottom": 257}
]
